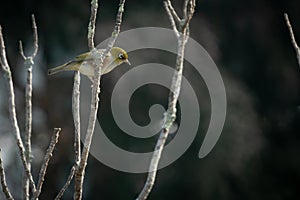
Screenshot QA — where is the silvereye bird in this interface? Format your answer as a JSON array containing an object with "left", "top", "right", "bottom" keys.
[{"left": 48, "top": 47, "right": 130, "bottom": 80}]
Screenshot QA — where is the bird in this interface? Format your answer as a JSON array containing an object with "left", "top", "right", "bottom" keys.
[{"left": 48, "top": 47, "right": 130, "bottom": 80}]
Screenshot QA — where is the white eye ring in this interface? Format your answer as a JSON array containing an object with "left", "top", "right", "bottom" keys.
[{"left": 118, "top": 53, "right": 124, "bottom": 59}]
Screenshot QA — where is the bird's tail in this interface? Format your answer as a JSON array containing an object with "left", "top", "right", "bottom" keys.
[{"left": 48, "top": 61, "right": 78, "bottom": 75}]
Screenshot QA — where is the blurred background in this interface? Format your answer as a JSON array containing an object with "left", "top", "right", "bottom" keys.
[{"left": 1, "top": 0, "right": 300, "bottom": 199}]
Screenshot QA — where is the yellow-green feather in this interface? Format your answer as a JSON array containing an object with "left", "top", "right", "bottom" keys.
[
  {"left": 48, "top": 47, "right": 129, "bottom": 77},
  {"left": 47, "top": 61, "right": 81, "bottom": 75}
]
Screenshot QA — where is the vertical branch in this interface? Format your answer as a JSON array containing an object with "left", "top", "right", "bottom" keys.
[
  {"left": 136, "top": 1, "right": 196, "bottom": 200},
  {"left": 284, "top": 13, "right": 300, "bottom": 68},
  {"left": 19, "top": 14, "right": 38, "bottom": 200},
  {"left": 0, "top": 149, "right": 14, "bottom": 200},
  {"left": 87, "top": 0, "right": 98, "bottom": 50},
  {"left": 105, "top": 0, "right": 126, "bottom": 50},
  {"left": 73, "top": 0, "right": 126, "bottom": 199},
  {"left": 72, "top": 71, "right": 81, "bottom": 199},
  {"left": 73, "top": 72, "right": 81, "bottom": 165},
  {"left": 73, "top": 0, "right": 99, "bottom": 198},
  {"left": 72, "top": 0, "right": 88, "bottom": 193},
  {"left": 32, "top": 128, "right": 61, "bottom": 200},
  {"left": 0, "top": 25, "right": 36, "bottom": 194}
]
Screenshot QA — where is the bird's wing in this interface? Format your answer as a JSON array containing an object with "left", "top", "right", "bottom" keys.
[
  {"left": 75, "top": 49, "right": 108, "bottom": 62},
  {"left": 75, "top": 52, "right": 91, "bottom": 61}
]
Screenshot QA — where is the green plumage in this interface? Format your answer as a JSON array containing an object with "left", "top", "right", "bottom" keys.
[{"left": 47, "top": 47, "right": 130, "bottom": 79}]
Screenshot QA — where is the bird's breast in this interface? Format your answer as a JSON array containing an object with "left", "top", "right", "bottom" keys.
[{"left": 78, "top": 62, "right": 95, "bottom": 77}]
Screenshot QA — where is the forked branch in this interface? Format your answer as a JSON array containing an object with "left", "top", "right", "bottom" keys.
[
  {"left": 73, "top": 0, "right": 127, "bottom": 199},
  {"left": 0, "top": 25, "right": 36, "bottom": 195},
  {"left": 136, "top": 1, "right": 196, "bottom": 200},
  {"left": 19, "top": 14, "right": 38, "bottom": 200}
]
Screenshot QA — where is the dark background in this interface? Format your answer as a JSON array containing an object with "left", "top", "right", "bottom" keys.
[{"left": 0, "top": 0, "right": 300, "bottom": 199}]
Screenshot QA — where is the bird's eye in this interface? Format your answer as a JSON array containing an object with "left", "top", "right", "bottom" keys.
[{"left": 118, "top": 53, "right": 125, "bottom": 59}]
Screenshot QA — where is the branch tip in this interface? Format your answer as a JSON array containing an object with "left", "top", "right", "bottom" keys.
[{"left": 31, "top": 14, "right": 38, "bottom": 57}]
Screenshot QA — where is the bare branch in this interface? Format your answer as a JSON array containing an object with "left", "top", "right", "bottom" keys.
[
  {"left": 71, "top": 72, "right": 81, "bottom": 199},
  {"left": 18, "top": 14, "right": 39, "bottom": 200},
  {"left": 0, "top": 149, "right": 14, "bottom": 200},
  {"left": 74, "top": 0, "right": 127, "bottom": 199},
  {"left": 183, "top": 0, "right": 189, "bottom": 19},
  {"left": 19, "top": 41, "right": 26, "bottom": 60},
  {"left": 73, "top": 1, "right": 86, "bottom": 194},
  {"left": 135, "top": 128, "right": 169, "bottom": 200},
  {"left": 23, "top": 52, "right": 33, "bottom": 200},
  {"left": 19, "top": 15, "right": 38, "bottom": 59},
  {"left": 0, "top": 26, "right": 10, "bottom": 69},
  {"left": 31, "top": 15, "right": 38, "bottom": 58},
  {"left": 103, "top": 0, "right": 126, "bottom": 55},
  {"left": 164, "top": 1, "right": 179, "bottom": 37},
  {"left": 73, "top": 0, "right": 99, "bottom": 197},
  {"left": 88, "top": 0, "right": 98, "bottom": 50},
  {"left": 54, "top": 165, "right": 76, "bottom": 200},
  {"left": 0, "top": 25, "right": 36, "bottom": 194},
  {"left": 136, "top": 1, "right": 196, "bottom": 199},
  {"left": 73, "top": 0, "right": 100, "bottom": 198},
  {"left": 32, "top": 128, "right": 61, "bottom": 200},
  {"left": 165, "top": 0, "right": 181, "bottom": 24},
  {"left": 284, "top": 13, "right": 300, "bottom": 68},
  {"left": 182, "top": 0, "right": 196, "bottom": 30},
  {"left": 73, "top": 72, "right": 81, "bottom": 165}
]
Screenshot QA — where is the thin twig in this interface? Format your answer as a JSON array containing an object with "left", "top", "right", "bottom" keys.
[
  {"left": 19, "top": 15, "right": 38, "bottom": 59},
  {"left": 73, "top": 4, "right": 83, "bottom": 197},
  {"left": 73, "top": 0, "right": 126, "bottom": 199},
  {"left": 54, "top": 165, "right": 76, "bottom": 200},
  {"left": 20, "top": 45, "right": 33, "bottom": 200},
  {"left": 73, "top": 0, "right": 99, "bottom": 197},
  {"left": 284, "top": 13, "right": 300, "bottom": 68},
  {"left": 31, "top": 15, "right": 38, "bottom": 58},
  {"left": 19, "top": 41, "right": 26, "bottom": 60},
  {"left": 19, "top": 14, "right": 39, "bottom": 200},
  {"left": 136, "top": 1, "right": 196, "bottom": 199},
  {"left": 165, "top": 0, "right": 181, "bottom": 24},
  {"left": 72, "top": 71, "right": 81, "bottom": 199},
  {"left": 32, "top": 128, "right": 61, "bottom": 200},
  {"left": 164, "top": 1, "right": 179, "bottom": 37},
  {"left": 87, "top": 0, "right": 98, "bottom": 50},
  {"left": 73, "top": 0, "right": 99, "bottom": 198},
  {"left": 182, "top": 0, "right": 195, "bottom": 30},
  {"left": 73, "top": 72, "right": 81, "bottom": 165},
  {"left": 0, "top": 149, "right": 14, "bottom": 200},
  {"left": 183, "top": 0, "right": 189, "bottom": 19},
  {"left": 0, "top": 25, "right": 36, "bottom": 194}
]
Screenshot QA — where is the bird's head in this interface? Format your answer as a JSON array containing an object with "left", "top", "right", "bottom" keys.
[{"left": 111, "top": 47, "right": 130, "bottom": 66}]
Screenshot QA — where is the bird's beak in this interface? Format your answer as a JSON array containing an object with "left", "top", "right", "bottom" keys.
[{"left": 124, "top": 59, "right": 131, "bottom": 65}]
